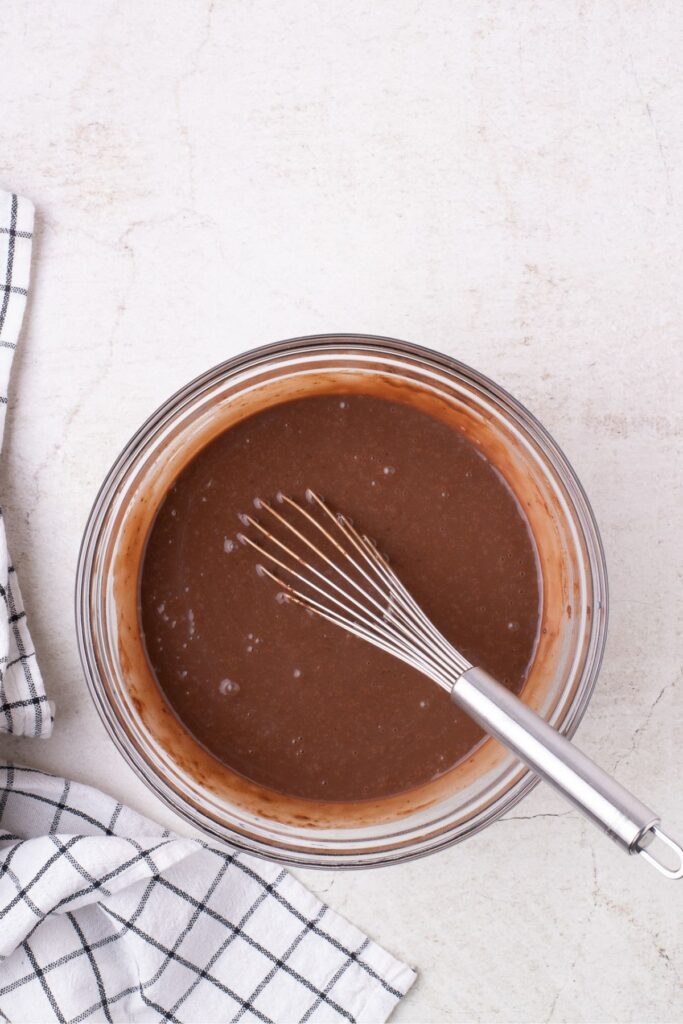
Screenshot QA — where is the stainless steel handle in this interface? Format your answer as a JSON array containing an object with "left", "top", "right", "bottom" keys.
[{"left": 453, "top": 667, "right": 683, "bottom": 878}]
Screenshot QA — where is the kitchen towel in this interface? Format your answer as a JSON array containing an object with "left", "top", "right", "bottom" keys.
[
  {"left": 0, "top": 191, "right": 52, "bottom": 738},
  {"left": 0, "top": 764, "right": 415, "bottom": 1022}
]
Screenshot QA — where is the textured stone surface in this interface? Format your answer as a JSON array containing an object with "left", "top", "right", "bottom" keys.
[{"left": 0, "top": 2, "right": 681, "bottom": 1020}]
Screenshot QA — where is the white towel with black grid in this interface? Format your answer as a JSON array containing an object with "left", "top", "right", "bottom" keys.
[
  {"left": 0, "top": 765, "right": 415, "bottom": 1022},
  {"left": 0, "top": 191, "right": 52, "bottom": 739}
]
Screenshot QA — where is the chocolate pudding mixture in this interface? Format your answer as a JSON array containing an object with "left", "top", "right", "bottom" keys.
[{"left": 140, "top": 394, "right": 541, "bottom": 802}]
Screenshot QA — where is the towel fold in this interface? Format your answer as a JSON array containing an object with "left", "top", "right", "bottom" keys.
[{"left": 0, "top": 192, "right": 52, "bottom": 738}]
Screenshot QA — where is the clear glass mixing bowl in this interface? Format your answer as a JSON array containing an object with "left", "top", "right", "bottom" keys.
[{"left": 76, "top": 335, "right": 608, "bottom": 867}]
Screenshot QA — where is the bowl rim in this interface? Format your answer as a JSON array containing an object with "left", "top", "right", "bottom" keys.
[{"left": 75, "top": 333, "right": 609, "bottom": 867}]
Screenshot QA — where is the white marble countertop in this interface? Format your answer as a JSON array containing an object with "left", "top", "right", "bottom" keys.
[{"left": 1, "top": 2, "right": 682, "bottom": 1021}]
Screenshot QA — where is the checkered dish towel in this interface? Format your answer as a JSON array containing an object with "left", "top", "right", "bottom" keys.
[
  {"left": 0, "top": 191, "right": 416, "bottom": 1022},
  {"left": 0, "top": 766, "right": 415, "bottom": 1022},
  {"left": 0, "top": 192, "right": 52, "bottom": 738}
]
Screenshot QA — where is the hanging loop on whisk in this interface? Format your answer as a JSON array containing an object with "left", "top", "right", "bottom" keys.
[{"left": 636, "top": 826, "right": 683, "bottom": 880}]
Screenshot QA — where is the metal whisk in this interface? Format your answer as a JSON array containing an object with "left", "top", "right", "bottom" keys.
[{"left": 238, "top": 490, "right": 682, "bottom": 879}]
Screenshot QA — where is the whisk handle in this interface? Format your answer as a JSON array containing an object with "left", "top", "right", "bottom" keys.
[{"left": 453, "top": 667, "right": 682, "bottom": 878}]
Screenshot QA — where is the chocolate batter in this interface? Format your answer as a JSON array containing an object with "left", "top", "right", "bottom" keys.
[{"left": 140, "top": 394, "right": 541, "bottom": 802}]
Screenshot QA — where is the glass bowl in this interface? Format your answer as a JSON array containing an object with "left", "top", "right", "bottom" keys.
[{"left": 75, "top": 335, "right": 608, "bottom": 867}]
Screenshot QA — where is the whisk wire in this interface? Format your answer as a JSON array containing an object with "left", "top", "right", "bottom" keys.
[
  {"left": 248, "top": 538, "right": 452, "bottom": 686},
  {"left": 304, "top": 493, "right": 472, "bottom": 681},
  {"left": 239, "top": 492, "right": 472, "bottom": 690},
  {"left": 244, "top": 508, "right": 388, "bottom": 628},
  {"left": 282, "top": 493, "right": 399, "bottom": 616},
  {"left": 240, "top": 505, "right": 432, "bottom": 667},
  {"left": 269, "top": 571, "right": 451, "bottom": 690},
  {"left": 356, "top": 532, "right": 471, "bottom": 677},
  {"left": 311, "top": 500, "right": 471, "bottom": 680}
]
